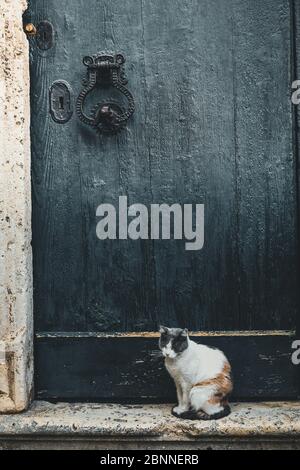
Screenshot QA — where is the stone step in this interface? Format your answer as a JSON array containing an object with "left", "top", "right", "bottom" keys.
[{"left": 1, "top": 401, "right": 300, "bottom": 450}]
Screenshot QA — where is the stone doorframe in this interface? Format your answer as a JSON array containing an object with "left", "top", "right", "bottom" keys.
[{"left": 0, "top": 0, "right": 33, "bottom": 413}]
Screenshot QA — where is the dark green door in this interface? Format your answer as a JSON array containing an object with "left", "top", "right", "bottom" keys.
[{"left": 27, "top": 0, "right": 300, "bottom": 401}]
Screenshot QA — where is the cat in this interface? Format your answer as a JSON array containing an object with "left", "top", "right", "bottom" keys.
[{"left": 159, "top": 326, "right": 233, "bottom": 420}]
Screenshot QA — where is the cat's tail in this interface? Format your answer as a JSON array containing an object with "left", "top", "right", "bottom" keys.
[{"left": 173, "top": 405, "right": 231, "bottom": 421}]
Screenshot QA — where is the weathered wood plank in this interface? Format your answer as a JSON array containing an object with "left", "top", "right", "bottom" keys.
[
  {"left": 35, "top": 333, "right": 299, "bottom": 401},
  {"left": 232, "top": 0, "right": 297, "bottom": 330}
]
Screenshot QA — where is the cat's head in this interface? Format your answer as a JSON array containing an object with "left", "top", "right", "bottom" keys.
[{"left": 158, "top": 326, "right": 189, "bottom": 359}]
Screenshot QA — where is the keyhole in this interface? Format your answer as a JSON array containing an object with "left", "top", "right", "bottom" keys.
[
  {"left": 43, "top": 31, "right": 47, "bottom": 42},
  {"left": 59, "top": 96, "right": 64, "bottom": 110}
]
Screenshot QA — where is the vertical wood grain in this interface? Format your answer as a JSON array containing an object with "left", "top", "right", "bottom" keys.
[
  {"left": 232, "top": 0, "right": 297, "bottom": 329},
  {"left": 29, "top": 0, "right": 297, "bottom": 332}
]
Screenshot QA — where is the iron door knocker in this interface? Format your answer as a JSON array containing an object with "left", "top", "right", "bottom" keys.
[{"left": 76, "top": 52, "right": 135, "bottom": 135}]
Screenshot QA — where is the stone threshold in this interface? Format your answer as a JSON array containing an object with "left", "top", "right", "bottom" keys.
[{"left": 0, "top": 401, "right": 300, "bottom": 449}]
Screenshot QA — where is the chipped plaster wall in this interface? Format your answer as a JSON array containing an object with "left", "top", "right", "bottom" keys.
[{"left": 0, "top": 0, "right": 33, "bottom": 412}]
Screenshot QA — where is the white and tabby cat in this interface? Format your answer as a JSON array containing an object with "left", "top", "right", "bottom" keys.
[{"left": 159, "top": 326, "right": 233, "bottom": 420}]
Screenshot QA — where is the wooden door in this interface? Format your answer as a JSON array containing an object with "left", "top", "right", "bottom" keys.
[{"left": 26, "top": 0, "right": 300, "bottom": 401}]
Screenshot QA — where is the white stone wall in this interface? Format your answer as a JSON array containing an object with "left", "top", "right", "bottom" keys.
[{"left": 0, "top": 0, "right": 33, "bottom": 412}]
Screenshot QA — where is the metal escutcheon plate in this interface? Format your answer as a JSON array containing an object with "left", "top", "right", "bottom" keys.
[{"left": 49, "top": 80, "right": 73, "bottom": 124}]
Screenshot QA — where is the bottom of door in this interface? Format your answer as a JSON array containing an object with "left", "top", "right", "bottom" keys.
[{"left": 35, "top": 331, "right": 299, "bottom": 402}]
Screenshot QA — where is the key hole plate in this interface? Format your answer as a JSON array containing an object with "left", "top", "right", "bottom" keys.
[
  {"left": 36, "top": 20, "right": 54, "bottom": 50},
  {"left": 49, "top": 80, "right": 73, "bottom": 124}
]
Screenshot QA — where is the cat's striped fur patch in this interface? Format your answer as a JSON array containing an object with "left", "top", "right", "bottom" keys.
[{"left": 192, "top": 362, "right": 233, "bottom": 404}]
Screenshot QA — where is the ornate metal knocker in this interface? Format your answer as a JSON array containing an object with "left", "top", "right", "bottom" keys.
[{"left": 76, "top": 52, "right": 135, "bottom": 135}]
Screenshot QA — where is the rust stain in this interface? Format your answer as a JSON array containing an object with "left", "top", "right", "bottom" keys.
[{"left": 5, "top": 352, "right": 15, "bottom": 403}]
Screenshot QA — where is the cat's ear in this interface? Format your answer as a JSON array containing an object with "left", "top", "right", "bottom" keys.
[
  {"left": 159, "top": 325, "right": 168, "bottom": 333},
  {"left": 181, "top": 328, "right": 188, "bottom": 337}
]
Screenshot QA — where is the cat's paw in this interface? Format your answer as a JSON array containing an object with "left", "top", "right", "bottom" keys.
[
  {"left": 172, "top": 405, "right": 189, "bottom": 416},
  {"left": 172, "top": 406, "right": 198, "bottom": 420}
]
